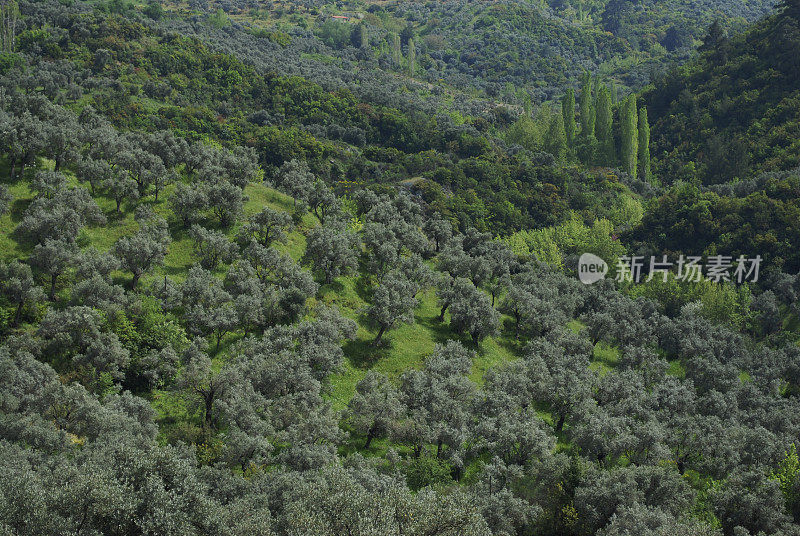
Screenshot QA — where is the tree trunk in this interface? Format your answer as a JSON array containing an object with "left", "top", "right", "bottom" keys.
[
  {"left": 555, "top": 413, "right": 565, "bottom": 433},
  {"left": 364, "top": 426, "right": 376, "bottom": 449},
  {"left": 131, "top": 271, "right": 141, "bottom": 290},
  {"left": 372, "top": 325, "right": 386, "bottom": 346},
  {"left": 471, "top": 331, "right": 480, "bottom": 345},
  {"left": 203, "top": 392, "right": 215, "bottom": 430},
  {"left": 453, "top": 465, "right": 463, "bottom": 482},
  {"left": 437, "top": 302, "right": 449, "bottom": 322},
  {"left": 12, "top": 301, "right": 23, "bottom": 326},
  {"left": 48, "top": 273, "right": 58, "bottom": 301}
]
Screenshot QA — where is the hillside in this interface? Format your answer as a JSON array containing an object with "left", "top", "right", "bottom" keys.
[
  {"left": 1, "top": 0, "right": 800, "bottom": 535},
  {"left": 644, "top": 3, "right": 800, "bottom": 183},
  {"left": 626, "top": 1, "right": 800, "bottom": 273},
  {"left": 149, "top": 0, "right": 777, "bottom": 104}
]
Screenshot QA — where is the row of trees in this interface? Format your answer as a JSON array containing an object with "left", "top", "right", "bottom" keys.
[{"left": 559, "top": 72, "right": 652, "bottom": 180}]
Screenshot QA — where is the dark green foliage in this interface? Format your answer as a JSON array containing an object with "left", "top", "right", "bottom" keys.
[
  {"left": 580, "top": 71, "right": 596, "bottom": 142},
  {"left": 638, "top": 106, "right": 651, "bottom": 182},
  {"left": 562, "top": 88, "right": 577, "bottom": 147},
  {"left": 644, "top": 7, "right": 800, "bottom": 184},
  {"left": 620, "top": 95, "right": 638, "bottom": 179},
  {"left": 0, "top": 1, "right": 797, "bottom": 534},
  {"left": 405, "top": 455, "right": 453, "bottom": 491},
  {"left": 596, "top": 85, "right": 616, "bottom": 165}
]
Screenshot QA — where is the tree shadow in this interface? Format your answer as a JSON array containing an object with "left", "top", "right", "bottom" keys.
[
  {"left": 164, "top": 264, "right": 189, "bottom": 277},
  {"left": 417, "top": 311, "right": 455, "bottom": 346},
  {"left": 105, "top": 209, "right": 128, "bottom": 223},
  {"left": 354, "top": 273, "right": 374, "bottom": 302},
  {"left": 111, "top": 273, "right": 133, "bottom": 288},
  {"left": 318, "top": 279, "right": 345, "bottom": 296},
  {"left": 9, "top": 197, "right": 32, "bottom": 224},
  {"left": 343, "top": 337, "right": 386, "bottom": 370},
  {"left": 496, "top": 330, "right": 525, "bottom": 356},
  {"left": 7, "top": 221, "right": 36, "bottom": 256}
]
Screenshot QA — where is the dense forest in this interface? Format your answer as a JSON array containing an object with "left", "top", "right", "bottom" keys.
[{"left": 0, "top": 0, "right": 799, "bottom": 534}]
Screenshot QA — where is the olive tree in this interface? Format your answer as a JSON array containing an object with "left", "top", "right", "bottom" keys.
[
  {"left": 0, "top": 261, "right": 45, "bottom": 326},
  {"left": 302, "top": 218, "right": 360, "bottom": 284},
  {"left": 189, "top": 225, "right": 237, "bottom": 270},
  {"left": 113, "top": 216, "right": 171, "bottom": 289},
  {"left": 345, "top": 371, "right": 404, "bottom": 449},
  {"left": 365, "top": 271, "right": 418, "bottom": 346}
]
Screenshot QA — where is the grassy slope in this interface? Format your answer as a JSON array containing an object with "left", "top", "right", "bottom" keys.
[{"left": 0, "top": 162, "right": 517, "bottom": 417}]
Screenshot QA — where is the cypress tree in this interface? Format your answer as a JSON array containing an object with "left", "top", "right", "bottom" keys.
[
  {"left": 562, "top": 88, "right": 576, "bottom": 147},
  {"left": 407, "top": 38, "right": 416, "bottom": 76},
  {"left": 620, "top": 95, "right": 639, "bottom": 179},
  {"left": 638, "top": 106, "right": 651, "bottom": 181},
  {"left": 596, "top": 85, "right": 615, "bottom": 165},
  {"left": 544, "top": 111, "right": 567, "bottom": 162},
  {"left": 0, "top": 0, "right": 18, "bottom": 52},
  {"left": 390, "top": 33, "right": 401, "bottom": 68},
  {"left": 351, "top": 23, "right": 368, "bottom": 50},
  {"left": 579, "top": 71, "right": 595, "bottom": 140}
]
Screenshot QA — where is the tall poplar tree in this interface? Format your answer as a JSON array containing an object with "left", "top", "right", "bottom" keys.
[
  {"left": 638, "top": 106, "right": 651, "bottom": 182},
  {"left": 561, "top": 88, "right": 576, "bottom": 147},
  {"left": 0, "top": 0, "right": 18, "bottom": 52},
  {"left": 390, "top": 33, "right": 401, "bottom": 68},
  {"left": 544, "top": 111, "right": 567, "bottom": 162},
  {"left": 620, "top": 95, "right": 639, "bottom": 179},
  {"left": 596, "top": 85, "right": 615, "bottom": 165},
  {"left": 407, "top": 38, "right": 416, "bottom": 76},
  {"left": 579, "top": 71, "right": 595, "bottom": 141}
]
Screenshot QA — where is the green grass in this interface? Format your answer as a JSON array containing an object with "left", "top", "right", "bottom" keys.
[
  {"left": 2, "top": 161, "right": 522, "bottom": 417},
  {"left": 0, "top": 180, "right": 36, "bottom": 262},
  {"left": 567, "top": 318, "right": 586, "bottom": 333},
  {"left": 590, "top": 341, "right": 620, "bottom": 376},
  {"left": 667, "top": 359, "right": 686, "bottom": 378},
  {"left": 325, "top": 283, "right": 519, "bottom": 412}
]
